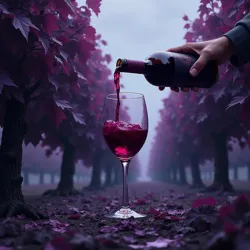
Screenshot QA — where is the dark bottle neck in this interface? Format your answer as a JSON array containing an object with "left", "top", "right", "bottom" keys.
[{"left": 116, "top": 58, "right": 146, "bottom": 74}]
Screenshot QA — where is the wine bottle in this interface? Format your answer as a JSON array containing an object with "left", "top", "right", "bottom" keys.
[{"left": 115, "top": 51, "right": 218, "bottom": 88}]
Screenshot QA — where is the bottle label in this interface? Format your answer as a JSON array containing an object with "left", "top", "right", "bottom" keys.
[
  {"left": 167, "top": 52, "right": 197, "bottom": 86},
  {"left": 123, "top": 59, "right": 145, "bottom": 74}
]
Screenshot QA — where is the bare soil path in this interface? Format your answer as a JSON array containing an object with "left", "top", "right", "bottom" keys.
[{"left": 0, "top": 181, "right": 249, "bottom": 250}]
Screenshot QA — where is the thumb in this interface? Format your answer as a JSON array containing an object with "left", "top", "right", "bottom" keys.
[
  {"left": 168, "top": 44, "right": 194, "bottom": 54},
  {"left": 190, "top": 51, "right": 210, "bottom": 77}
]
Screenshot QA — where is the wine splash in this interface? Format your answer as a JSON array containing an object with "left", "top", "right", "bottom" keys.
[
  {"left": 103, "top": 120, "right": 148, "bottom": 161},
  {"left": 114, "top": 68, "right": 120, "bottom": 121}
]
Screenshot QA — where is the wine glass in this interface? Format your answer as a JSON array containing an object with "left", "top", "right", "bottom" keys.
[{"left": 102, "top": 92, "right": 148, "bottom": 219}]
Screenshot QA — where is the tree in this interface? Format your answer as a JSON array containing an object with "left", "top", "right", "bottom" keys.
[
  {"left": 229, "top": 138, "right": 250, "bottom": 180},
  {"left": 39, "top": 47, "right": 113, "bottom": 196},
  {"left": 0, "top": 0, "right": 104, "bottom": 219},
  {"left": 182, "top": 0, "right": 250, "bottom": 191},
  {"left": 150, "top": 0, "right": 250, "bottom": 192},
  {"left": 128, "top": 155, "right": 141, "bottom": 183}
]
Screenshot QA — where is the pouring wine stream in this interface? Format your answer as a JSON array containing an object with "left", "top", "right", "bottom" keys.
[{"left": 102, "top": 67, "right": 148, "bottom": 219}]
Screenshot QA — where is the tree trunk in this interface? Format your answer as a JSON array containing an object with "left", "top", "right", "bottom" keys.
[
  {"left": 190, "top": 153, "right": 205, "bottom": 188},
  {"left": 207, "top": 132, "right": 233, "bottom": 191},
  {"left": 233, "top": 166, "right": 238, "bottom": 180},
  {"left": 0, "top": 99, "right": 26, "bottom": 204},
  {"left": 39, "top": 171, "right": 45, "bottom": 185},
  {"left": 88, "top": 149, "right": 103, "bottom": 189},
  {"left": 165, "top": 168, "right": 171, "bottom": 182},
  {"left": 171, "top": 166, "right": 178, "bottom": 183},
  {"left": 178, "top": 161, "right": 187, "bottom": 185},
  {"left": 57, "top": 141, "right": 76, "bottom": 192},
  {"left": 104, "top": 163, "right": 112, "bottom": 186},
  {"left": 0, "top": 98, "right": 47, "bottom": 219},
  {"left": 168, "top": 168, "right": 174, "bottom": 183},
  {"left": 208, "top": 171, "right": 213, "bottom": 180},
  {"left": 51, "top": 173, "right": 56, "bottom": 184},
  {"left": 22, "top": 170, "right": 29, "bottom": 185},
  {"left": 113, "top": 165, "right": 122, "bottom": 185},
  {"left": 248, "top": 165, "right": 250, "bottom": 181}
]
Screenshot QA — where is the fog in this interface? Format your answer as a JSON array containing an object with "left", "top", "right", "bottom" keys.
[{"left": 79, "top": 0, "right": 201, "bottom": 177}]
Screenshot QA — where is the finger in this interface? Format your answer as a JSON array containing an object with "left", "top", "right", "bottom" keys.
[
  {"left": 167, "top": 44, "right": 194, "bottom": 54},
  {"left": 158, "top": 87, "right": 165, "bottom": 91},
  {"left": 170, "top": 87, "right": 179, "bottom": 92},
  {"left": 190, "top": 51, "right": 210, "bottom": 77},
  {"left": 191, "top": 87, "right": 199, "bottom": 92},
  {"left": 181, "top": 88, "right": 189, "bottom": 92}
]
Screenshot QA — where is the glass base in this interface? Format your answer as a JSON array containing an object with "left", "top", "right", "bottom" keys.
[{"left": 106, "top": 207, "right": 147, "bottom": 219}]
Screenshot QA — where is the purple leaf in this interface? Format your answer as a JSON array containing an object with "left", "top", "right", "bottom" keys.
[
  {"left": 12, "top": 12, "right": 39, "bottom": 41},
  {"left": 0, "top": 4, "right": 9, "bottom": 14},
  {"left": 72, "top": 112, "right": 85, "bottom": 125},
  {"left": 55, "top": 100, "right": 72, "bottom": 110},
  {"left": 75, "top": 69, "right": 87, "bottom": 81},
  {"left": 68, "top": 214, "right": 81, "bottom": 220},
  {"left": 45, "top": 237, "right": 71, "bottom": 250},
  {"left": 44, "top": 242, "right": 55, "bottom": 250},
  {"left": 129, "top": 244, "right": 146, "bottom": 249},
  {"left": 99, "top": 226, "right": 118, "bottom": 234},
  {"left": 60, "top": 50, "right": 69, "bottom": 61},
  {"left": 122, "top": 236, "right": 137, "bottom": 244},
  {"left": 234, "top": 194, "right": 250, "bottom": 217},
  {"left": 206, "top": 232, "right": 229, "bottom": 250},
  {"left": 66, "top": 205, "right": 79, "bottom": 213},
  {"left": 134, "top": 228, "right": 158, "bottom": 237},
  {"left": 63, "top": 0, "right": 76, "bottom": 14},
  {"left": 129, "top": 237, "right": 184, "bottom": 249},
  {"left": 25, "top": 220, "right": 69, "bottom": 234},
  {"left": 0, "top": 72, "right": 17, "bottom": 94},
  {"left": 54, "top": 55, "right": 64, "bottom": 65},
  {"left": 235, "top": 0, "right": 245, "bottom": 8},
  {"left": 196, "top": 113, "right": 208, "bottom": 124},
  {"left": 199, "top": 95, "right": 207, "bottom": 105},
  {"left": 192, "top": 196, "right": 217, "bottom": 208},
  {"left": 134, "top": 229, "right": 145, "bottom": 237},
  {"left": 86, "top": 132, "right": 95, "bottom": 140},
  {"left": 51, "top": 36, "right": 63, "bottom": 46},
  {"left": 226, "top": 96, "right": 248, "bottom": 110},
  {"left": 133, "top": 198, "right": 147, "bottom": 205},
  {"left": 233, "top": 69, "right": 242, "bottom": 83},
  {"left": 228, "top": 8, "right": 238, "bottom": 19},
  {"left": 48, "top": 76, "right": 58, "bottom": 91},
  {"left": 146, "top": 237, "right": 175, "bottom": 248},
  {"left": 86, "top": 0, "right": 101, "bottom": 16},
  {"left": 213, "top": 88, "right": 225, "bottom": 103},
  {"left": 186, "top": 206, "right": 217, "bottom": 232},
  {"left": 38, "top": 36, "right": 50, "bottom": 54}
]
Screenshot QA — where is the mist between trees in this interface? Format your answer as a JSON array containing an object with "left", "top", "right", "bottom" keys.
[{"left": 148, "top": 0, "right": 250, "bottom": 192}]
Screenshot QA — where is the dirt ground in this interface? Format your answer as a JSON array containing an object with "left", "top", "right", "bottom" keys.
[{"left": 0, "top": 181, "right": 250, "bottom": 250}]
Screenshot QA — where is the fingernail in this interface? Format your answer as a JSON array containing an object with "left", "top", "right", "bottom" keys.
[{"left": 190, "top": 68, "right": 198, "bottom": 77}]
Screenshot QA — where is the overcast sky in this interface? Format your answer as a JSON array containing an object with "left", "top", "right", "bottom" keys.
[{"left": 78, "top": 0, "right": 200, "bottom": 177}]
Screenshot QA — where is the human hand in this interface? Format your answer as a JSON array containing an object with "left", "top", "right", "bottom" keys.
[{"left": 159, "top": 36, "right": 235, "bottom": 92}]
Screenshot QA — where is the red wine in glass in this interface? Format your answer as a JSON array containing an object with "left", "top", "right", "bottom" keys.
[
  {"left": 103, "top": 120, "right": 148, "bottom": 161},
  {"left": 102, "top": 93, "right": 148, "bottom": 219}
]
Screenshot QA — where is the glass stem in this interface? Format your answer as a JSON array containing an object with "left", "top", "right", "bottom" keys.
[{"left": 121, "top": 160, "right": 130, "bottom": 207}]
